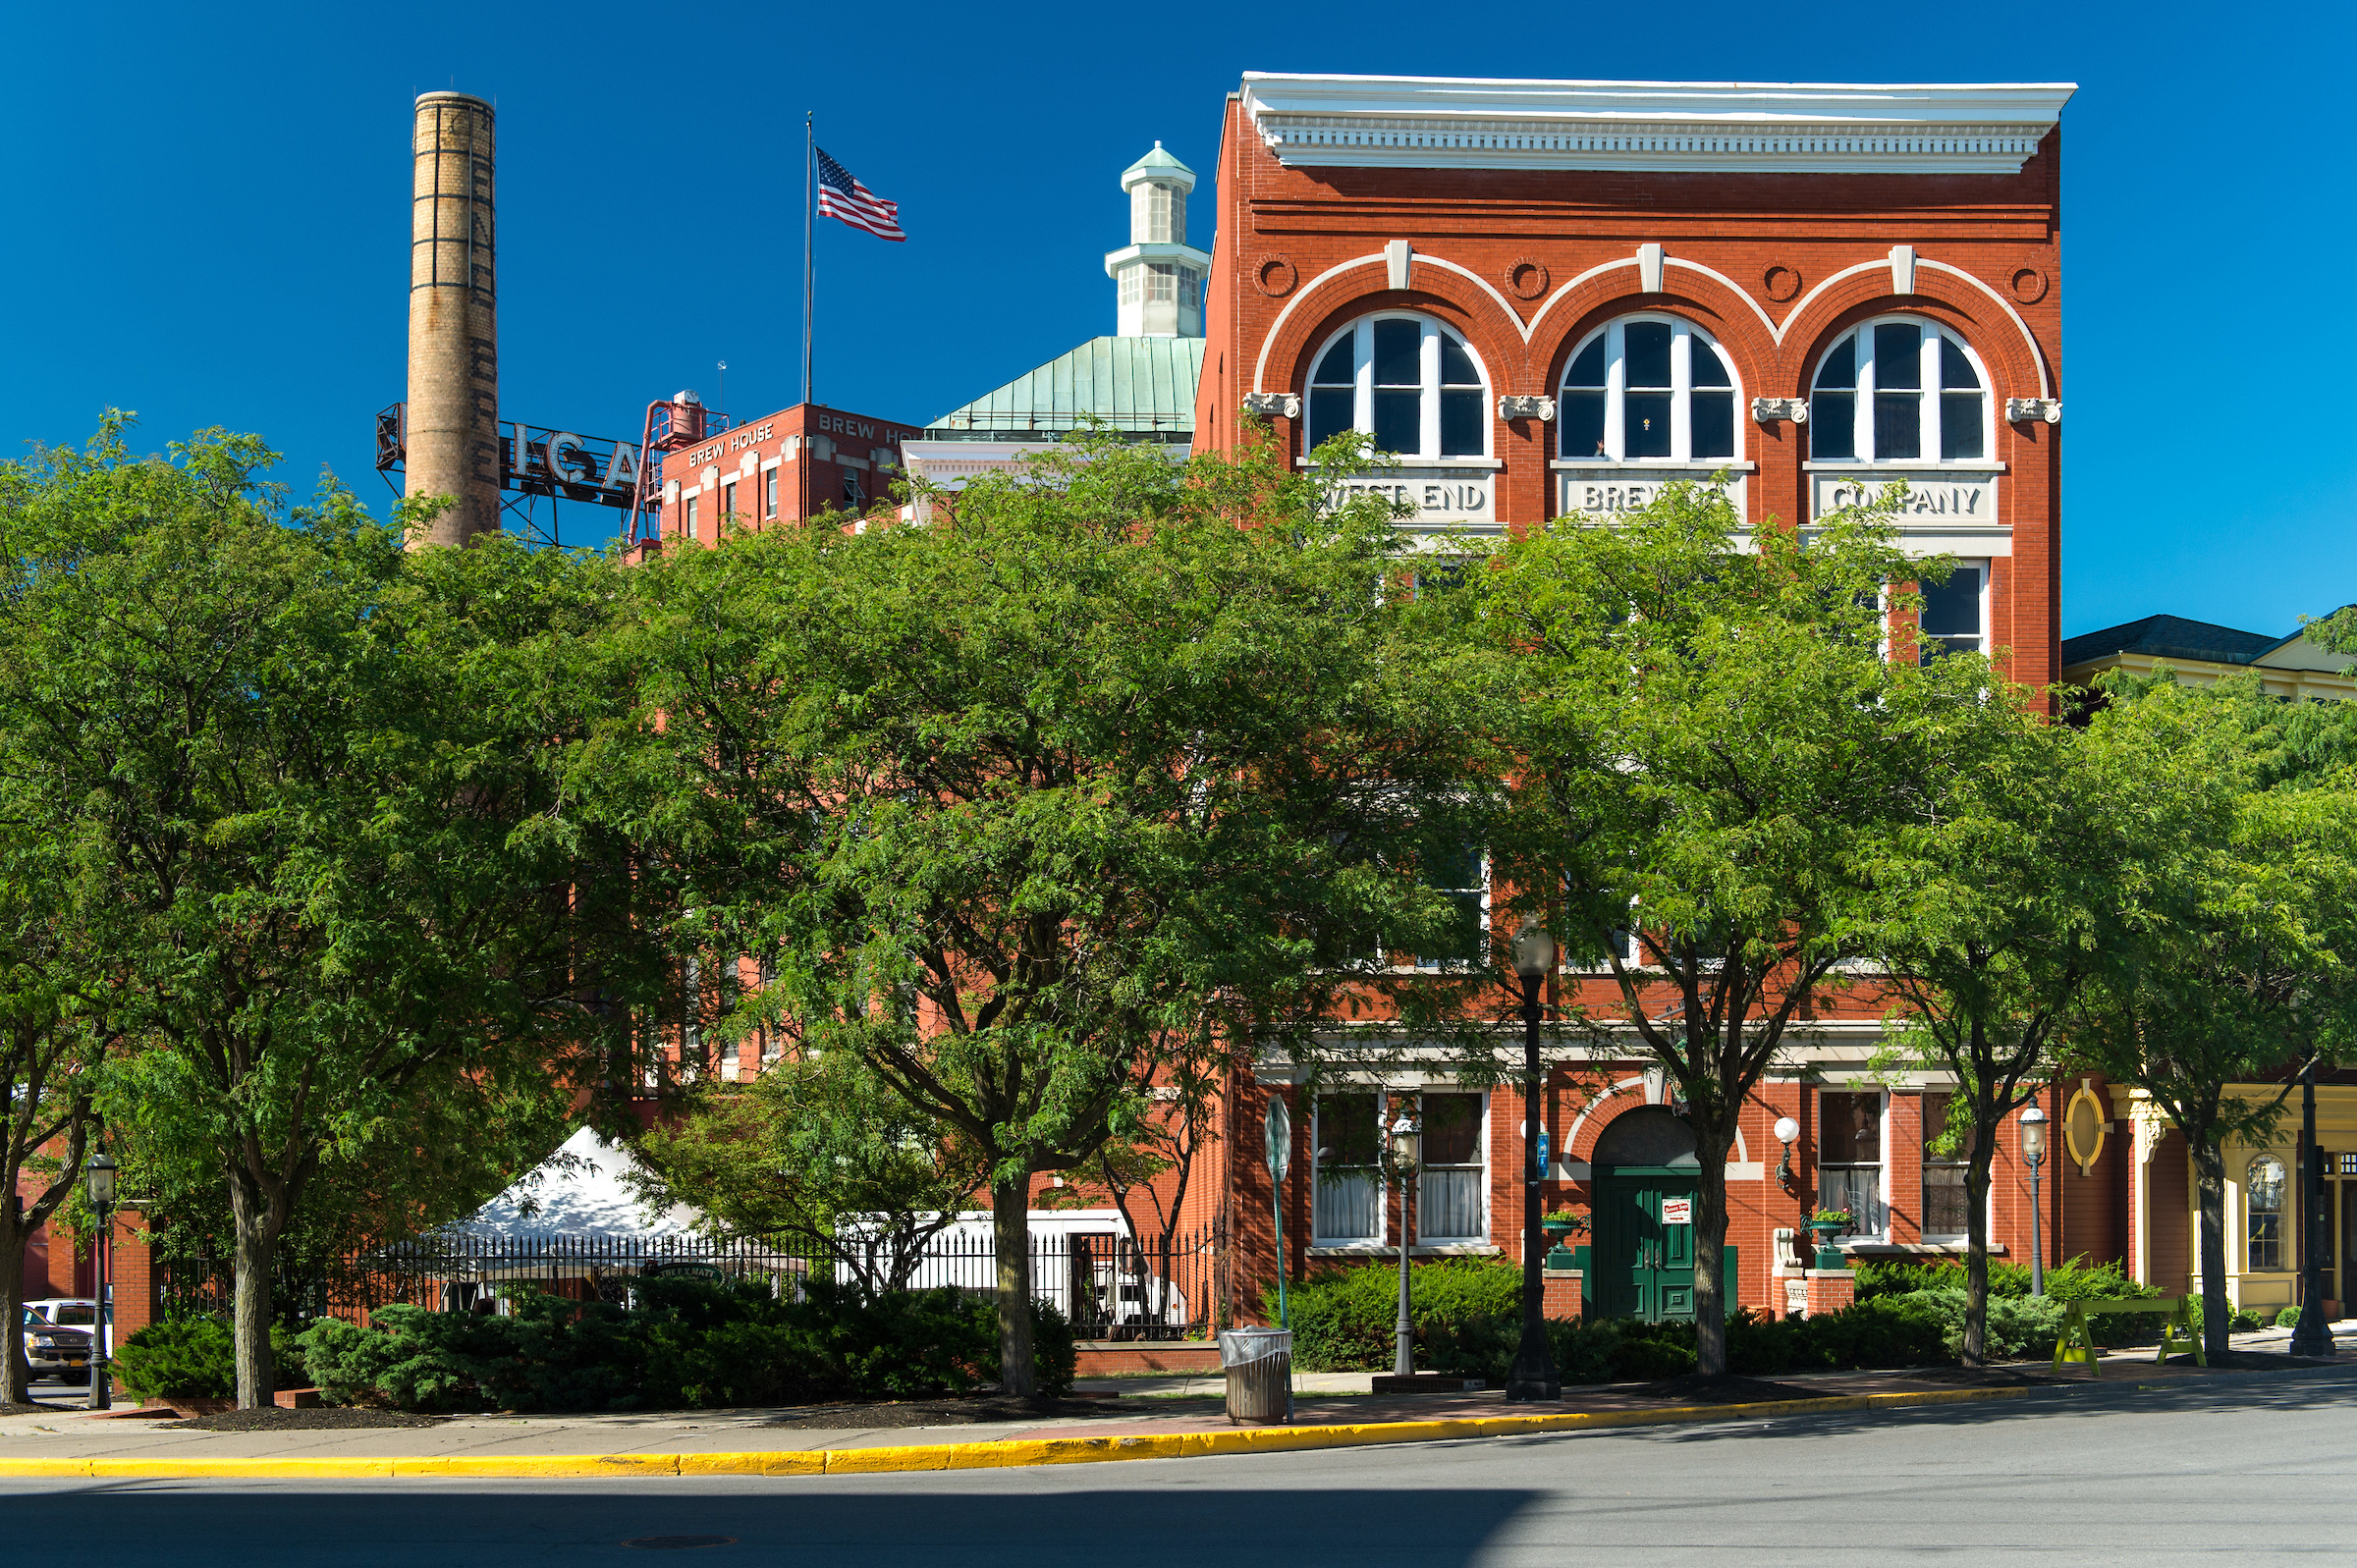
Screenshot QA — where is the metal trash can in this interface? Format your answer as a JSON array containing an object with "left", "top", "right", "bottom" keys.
[{"left": 1219, "top": 1326, "right": 1292, "bottom": 1425}]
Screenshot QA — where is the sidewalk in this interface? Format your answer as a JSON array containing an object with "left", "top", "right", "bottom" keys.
[{"left": 1, "top": 1325, "right": 2346, "bottom": 1479}]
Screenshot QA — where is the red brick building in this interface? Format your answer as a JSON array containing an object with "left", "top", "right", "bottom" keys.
[
  {"left": 655, "top": 400, "right": 924, "bottom": 546},
  {"left": 1185, "top": 73, "right": 2085, "bottom": 1325}
]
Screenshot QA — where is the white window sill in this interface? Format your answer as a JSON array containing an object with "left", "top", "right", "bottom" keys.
[
  {"left": 1841, "top": 1240, "right": 2006, "bottom": 1257},
  {"left": 1306, "top": 1243, "right": 1501, "bottom": 1259},
  {"left": 1294, "top": 457, "right": 1504, "bottom": 470},
  {"left": 1550, "top": 460, "right": 1756, "bottom": 473},
  {"left": 1802, "top": 460, "right": 2007, "bottom": 474}
]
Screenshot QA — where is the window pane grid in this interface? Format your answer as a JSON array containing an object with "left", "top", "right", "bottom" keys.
[
  {"left": 1304, "top": 315, "right": 1489, "bottom": 460},
  {"left": 1562, "top": 318, "right": 1739, "bottom": 462},
  {"left": 1813, "top": 320, "right": 1988, "bottom": 464}
]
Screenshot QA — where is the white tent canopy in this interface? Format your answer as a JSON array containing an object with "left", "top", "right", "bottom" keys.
[{"left": 447, "top": 1125, "right": 705, "bottom": 1244}]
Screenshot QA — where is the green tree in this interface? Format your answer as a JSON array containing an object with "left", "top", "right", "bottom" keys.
[
  {"left": 1866, "top": 693, "right": 2115, "bottom": 1365},
  {"left": 1473, "top": 485, "right": 1980, "bottom": 1378},
  {"left": 583, "top": 433, "right": 1462, "bottom": 1393},
  {"left": 0, "top": 819, "right": 105, "bottom": 1405},
  {"left": 2065, "top": 673, "right": 2357, "bottom": 1357},
  {"left": 629, "top": 1051, "right": 986, "bottom": 1293},
  {"left": 0, "top": 420, "right": 652, "bottom": 1406}
]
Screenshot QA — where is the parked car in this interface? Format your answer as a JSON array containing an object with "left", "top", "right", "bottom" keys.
[
  {"left": 18, "top": 1307, "right": 92, "bottom": 1384},
  {"left": 23, "top": 1299, "right": 106, "bottom": 1354}
]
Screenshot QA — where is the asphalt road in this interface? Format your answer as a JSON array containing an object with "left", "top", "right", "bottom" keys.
[{"left": 7, "top": 1370, "right": 2351, "bottom": 1565}]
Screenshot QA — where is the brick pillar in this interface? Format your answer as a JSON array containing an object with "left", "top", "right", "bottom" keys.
[
  {"left": 1804, "top": 1268, "right": 1855, "bottom": 1316},
  {"left": 1542, "top": 1268, "right": 1584, "bottom": 1320},
  {"left": 108, "top": 1212, "right": 155, "bottom": 1399}
]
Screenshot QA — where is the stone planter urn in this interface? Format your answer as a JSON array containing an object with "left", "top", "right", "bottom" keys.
[
  {"left": 1541, "top": 1216, "right": 1583, "bottom": 1269},
  {"left": 1806, "top": 1217, "right": 1849, "bottom": 1269}
]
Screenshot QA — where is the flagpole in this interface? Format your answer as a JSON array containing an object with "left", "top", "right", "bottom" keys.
[{"left": 802, "top": 112, "right": 814, "bottom": 409}]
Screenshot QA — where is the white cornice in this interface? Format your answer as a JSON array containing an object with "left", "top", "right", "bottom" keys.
[
  {"left": 1238, "top": 74, "right": 2075, "bottom": 175},
  {"left": 1102, "top": 241, "right": 1213, "bottom": 279}
]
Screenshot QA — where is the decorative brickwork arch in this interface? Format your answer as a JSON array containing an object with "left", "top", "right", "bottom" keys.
[
  {"left": 1252, "top": 251, "right": 1532, "bottom": 402},
  {"left": 1776, "top": 261, "right": 2051, "bottom": 404}
]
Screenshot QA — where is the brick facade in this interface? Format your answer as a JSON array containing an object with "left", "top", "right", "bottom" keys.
[
  {"left": 1193, "top": 74, "right": 2077, "bottom": 1327},
  {"left": 655, "top": 402, "right": 924, "bottom": 548}
]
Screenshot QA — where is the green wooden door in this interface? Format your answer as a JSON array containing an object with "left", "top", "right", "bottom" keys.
[{"left": 1596, "top": 1169, "right": 1700, "bottom": 1324}]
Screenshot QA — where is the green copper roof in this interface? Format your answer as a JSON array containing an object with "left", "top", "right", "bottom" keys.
[
  {"left": 925, "top": 336, "right": 1202, "bottom": 441},
  {"left": 1124, "top": 140, "right": 1193, "bottom": 181}
]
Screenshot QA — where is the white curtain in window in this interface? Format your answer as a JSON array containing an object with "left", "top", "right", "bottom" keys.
[
  {"left": 1315, "top": 1171, "right": 1380, "bottom": 1243},
  {"left": 1419, "top": 1167, "right": 1485, "bottom": 1241}
]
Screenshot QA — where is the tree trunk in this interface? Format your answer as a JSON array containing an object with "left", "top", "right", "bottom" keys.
[
  {"left": 1692, "top": 1118, "right": 1733, "bottom": 1378},
  {"left": 227, "top": 1175, "right": 281, "bottom": 1410},
  {"left": 0, "top": 1212, "right": 29, "bottom": 1406},
  {"left": 1961, "top": 1090, "right": 2000, "bottom": 1368},
  {"left": 2193, "top": 1137, "right": 2232, "bottom": 1362},
  {"left": 991, "top": 1175, "right": 1035, "bottom": 1397},
  {"left": 1961, "top": 1141, "right": 1993, "bottom": 1367}
]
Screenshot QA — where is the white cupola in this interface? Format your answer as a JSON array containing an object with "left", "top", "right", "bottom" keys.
[{"left": 1104, "top": 142, "right": 1211, "bottom": 339}]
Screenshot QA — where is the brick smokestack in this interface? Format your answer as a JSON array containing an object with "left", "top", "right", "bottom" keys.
[{"left": 406, "top": 92, "right": 499, "bottom": 546}]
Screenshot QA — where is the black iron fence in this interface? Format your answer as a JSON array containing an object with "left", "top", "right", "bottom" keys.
[{"left": 159, "top": 1218, "right": 1227, "bottom": 1343}]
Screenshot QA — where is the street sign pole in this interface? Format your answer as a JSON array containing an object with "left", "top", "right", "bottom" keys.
[
  {"left": 1265, "top": 1098, "right": 1293, "bottom": 1422},
  {"left": 1265, "top": 1098, "right": 1291, "bottom": 1329}
]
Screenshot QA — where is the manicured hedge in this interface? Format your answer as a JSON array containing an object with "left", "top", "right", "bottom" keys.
[
  {"left": 1270, "top": 1259, "right": 1955, "bottom": 1381},
  {"left": 297, "top": 1276, "right": 1075, "bottom": 1414},
  {"left": 1269, "top": 1259, "right": 1523, "bottom": 1373},
  {"left": 115, "top": 1317, "right": 309, "bottom": 1399}
]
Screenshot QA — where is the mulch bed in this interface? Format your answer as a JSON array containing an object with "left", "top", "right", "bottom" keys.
[
  {"left": 1625, "top": 1374, "right": 1842, "bottom": 1405},
  {"left": 761, "top": 1394, "right": 1129, "bottom": 1430},
  {"left": 162, "top": 1407, "right": 443, "bottom": 1432}
]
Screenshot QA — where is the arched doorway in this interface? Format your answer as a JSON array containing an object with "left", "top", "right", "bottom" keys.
[{"left": 1591, "top": 1108, "right": 1700, "bottom": 1323}]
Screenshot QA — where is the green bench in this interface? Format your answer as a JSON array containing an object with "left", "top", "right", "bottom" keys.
[{"left": 2052, "top": 1296, "right": 2204, "bottom": 1378}]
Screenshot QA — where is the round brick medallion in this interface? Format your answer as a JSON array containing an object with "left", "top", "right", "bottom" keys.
[
  {"left": 1255, "top": 257, "right": 1297, "bottom": 297},
  {"left": 2009, "top": 266, "right": 2049, "bottom": 304},
  {"left": 1762, "top": 265, "right": 1802, "bottom": 303},
  {"left": 1507, "top": 258, "right": 1550, "bottom": 300}
]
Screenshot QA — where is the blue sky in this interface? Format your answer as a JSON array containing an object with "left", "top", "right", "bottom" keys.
[{"left": 3, "top": 1, "right": 2348, "bottom": 636}]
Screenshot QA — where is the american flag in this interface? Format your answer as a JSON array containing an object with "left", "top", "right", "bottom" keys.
[{"left": 814, "top": 147, "right": 905, "bottom": 242}]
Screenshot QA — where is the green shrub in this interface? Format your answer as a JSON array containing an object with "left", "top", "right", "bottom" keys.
[
  {"left": 1271, "top": 1259, "right": 1522, "bottom": 1372},
  {"left": 2229, "top": 1307, "right": 2266, "bottom": 1333},
  {"left": 2275, "top": 1305, "right": 2302, "bottom": 1329},
  {"left": 115, "top": 1318, "right": 309, "bottom": 1399},
  {"left": 1854, "top": 1254, "right": 2153, "bottom": 1305},
  {"left": 1418, "top": 1313, "right": 1624, "bottom": 1386},
  {"left": 297, "top": 1276, "right": 1069, "bottom": 1414}
]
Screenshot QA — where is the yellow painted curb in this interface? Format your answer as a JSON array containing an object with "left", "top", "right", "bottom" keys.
[{"left": 0, "top": 1384, "right": 2032, "bottom": 1483}]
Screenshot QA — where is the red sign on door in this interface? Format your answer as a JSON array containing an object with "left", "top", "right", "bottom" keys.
[{"left": 1661, "top": 1198, "right": 1693, "bottom": 1225}]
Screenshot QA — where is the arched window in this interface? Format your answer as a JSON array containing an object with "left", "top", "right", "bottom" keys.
[
  {"left": 1305, "top": 314, "right": 1489, "bottom": 459},
  {"left": 1559, "top": 317, "right": 1739, "bottom": 463},
  {"left": 1810, "top": 318, "right": 1989, "bottom": 463},
  {"left": 2247, "top": 1155, "right": 2286, "bottom": 1271}
]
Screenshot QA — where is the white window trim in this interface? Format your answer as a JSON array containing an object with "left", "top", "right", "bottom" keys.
[
  {"left": 1919, "top": 558, "right": 1992, "bottom": 662},
  {"left": 1820, "top": 1086, "right": 1891, "bottom": 1243},
  {"left": 1558, "top": 313, "right": 1746, "bottom": 465},
  {"left": 1310, "top": 1095, "right": 1386, "bottom": 1247},
  {"left": 1416, "top": 1090, "right": 1492, "bottom": 1246},
  {"left": 1918, "top": 1090, "right": 1970, "bottom": 1246},
  {"left": 1811, "top": 314, "right": 1994, "bottom": 467},
  {"left": 1305, "top": 311, "right": 1493, "bottom": 460}
]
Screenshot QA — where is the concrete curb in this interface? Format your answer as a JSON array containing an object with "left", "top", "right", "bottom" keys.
[{"left": 0, "top": 1385, "right": 2029, "bottom": 1481}]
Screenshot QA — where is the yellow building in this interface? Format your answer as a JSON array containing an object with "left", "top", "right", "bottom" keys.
[
  {"left": 2061, "top": 613, "right": 2355, "bottom": 702},
  {"left": 2112, "top": 1081, "right": 2357, "bottom": 1318}
]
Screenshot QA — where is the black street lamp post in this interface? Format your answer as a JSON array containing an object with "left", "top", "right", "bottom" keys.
[
  {"left": 83, "top": 1153, "right": 117, "bottom": 1411},
  {"left": 1507, "top": 915, "right": 1561, "bottom": 1401},
  {"left": 2290, "top": 1051, "right": 2335, "bottom": 1358},
  {"left": 1382, "top": 1107, "right": 1421, "bottom": 1379},
  {"left": 2019, "top": 1108, "right": 2047, "bottom": 1297}
]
